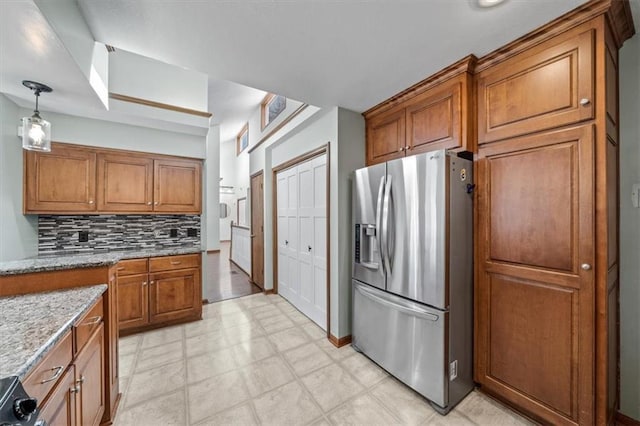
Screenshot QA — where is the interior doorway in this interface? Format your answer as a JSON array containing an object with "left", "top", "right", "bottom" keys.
[{"left": 250, "top": 171, "right": 265, "bottom": 289}]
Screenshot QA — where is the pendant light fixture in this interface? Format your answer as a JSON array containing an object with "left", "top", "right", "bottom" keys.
[{"left": 21, "top": 80, "right": 53, "bottom": 152}]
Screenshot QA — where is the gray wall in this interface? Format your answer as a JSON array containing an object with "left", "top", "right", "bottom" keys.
[
  {"left": 0, "top": 95, "right": 38, "bottom": 261},
  {"left": 266, "top": 107, "right": 365, "bottom": 339},
  {"left": 619, "top": 33, "right": 640, "bottom": 420}
]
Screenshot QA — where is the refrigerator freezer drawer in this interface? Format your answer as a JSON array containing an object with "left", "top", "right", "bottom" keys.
[{"left": 352, "top": 280, "right": 447, "bottom": 407}]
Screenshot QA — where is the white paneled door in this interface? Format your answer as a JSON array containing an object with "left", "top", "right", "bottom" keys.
[{"left": 276, "top": 153, "right": 327, "bottom": 330}]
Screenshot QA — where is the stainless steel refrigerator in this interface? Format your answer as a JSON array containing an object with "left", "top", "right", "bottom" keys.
[{"left": 351, "top": 149, "right": 474, "bottom": 414}]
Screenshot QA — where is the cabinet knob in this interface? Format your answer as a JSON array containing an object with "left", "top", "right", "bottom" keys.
[
  {"left": 76, "top": 375, "right": 85, "bottom": 384},
  {"left": 308, "top": 246, "right": 312, "bottom": 252},
  {"left": 88, "top": 200, "right": 94, "bottom": 204},
  {"left": 154, "top": 201, "right": 159, "bottom": 205},
  {"left": 150, "top": 281, "right": 155, "bottom": 284},
  {"left": 285, "top": 240, "right": 288, "bottom": 245},
  {"left": 580, "top": 98, "right": 590, "bottom": 106},
  {"left": 399, "top": 147, "right": 404, "bottom": 152},
  {"left": 405, "top": 146, "right": 410, "bottom": 150},
  {"left": 70, "top": 386, "right": 80, "bottom": 394},
  {"left": 142, "top": 281, "right": 147, "bottom": 286},
  {"left": 581, "top": 263, "right": 592, "bottom": 270},
  {"left": 147, "top": 202, "right": 152, "bottom": 205}
]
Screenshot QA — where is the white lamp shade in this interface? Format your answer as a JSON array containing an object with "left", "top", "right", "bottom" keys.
[{"left": 22, "top": 114, "right": 51, "bottom": 152}]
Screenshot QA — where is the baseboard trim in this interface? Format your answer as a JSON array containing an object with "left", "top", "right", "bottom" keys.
[
  {"left": 328, "top": 334, "right": 352, "bottom": 348},
  {"left": 617, "top": 412, "right": 640, "bottom": 426},
  {"left": 206, "top": 249, "right": 220, "bottom": 254},
  {"left": 264, "top": 289, "right": 275, "bottom": 295}
]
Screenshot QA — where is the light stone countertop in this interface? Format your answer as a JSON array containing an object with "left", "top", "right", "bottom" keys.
[
  {"left": 0, "top": 246, "right": 203, "bottom": 276},
  {"left": 0, "top": 284, "right": 107, "bottom": 379}
]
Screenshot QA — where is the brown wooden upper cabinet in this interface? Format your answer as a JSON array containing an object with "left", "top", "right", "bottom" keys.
[
  {"left": 24, "top": 144, "right": 97, "bottom": 212},
  {"left": 25, "top": 142, "right": 202, "bottom": 214},
  {"left": 97, "top": 153, "right": 154, "bottom": 212},
  {"left": 477, "top": 27, "right": 594, "bottom": 145},
  {"left": 364, "top": 56, "right": 475, "bottom": 165},
  {"left": 154, "top": 158, "right": 202, "bottom": 213}
]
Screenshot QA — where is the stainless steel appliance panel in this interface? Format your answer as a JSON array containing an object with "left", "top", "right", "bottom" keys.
[
  {"left": 352, "top": 162, "right": 386, "bottom": 290},
  {"left": 352, "top": 280, "right": 447, "bottom": 407},
  {"left": 384, "top": 152, "right": 446, "bottom": 309}
]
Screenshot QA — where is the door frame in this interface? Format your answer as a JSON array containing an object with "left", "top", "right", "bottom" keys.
[
  {"left": 250, "top": 170, "right": 265, "bottom": 289},
  {"left": 272, "top": 143, "right": 331, "bottom": 336}
]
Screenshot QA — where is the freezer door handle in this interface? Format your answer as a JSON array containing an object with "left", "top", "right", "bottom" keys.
[
  {"left": 355, "top": 283, "right": 439, "bottom": 321},
  {"left": 360, "top": 261, "right": 379, "bottom": 270},
  {"left": 382, "top": 174, "right": 392, "bottom": 274},
  {"left": 375, "top": 175, "right": 386, "bottom": 274}
]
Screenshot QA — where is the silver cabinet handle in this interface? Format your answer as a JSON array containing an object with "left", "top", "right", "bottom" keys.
[
  {"left": 41, "top": 366, "right": 64, "bottom": 384},
  {"left": 170, "top": 261, "right": 182, "bottom": 265},
  {"left": 581, "top": 263, "right": 592, "bottom": 270},
  {"left": 375, "top": 175, "right": 386, "bottom": 275},
  {"left": 250, "top": 234, "right": 256, "bottom": 238},
  {"left": 580, "top": 98, "right": 590, "bottom": 106},
  {"left": 80, "top": 316, "right": 102, "bottom": 326},
  {"left": 117, "top": 266, "right": 125, "bottom": 271},
  {"left": 382, "top": 174, "right": 392, "bottom": 274}
]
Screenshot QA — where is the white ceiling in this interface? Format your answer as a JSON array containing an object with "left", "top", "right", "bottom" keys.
[
  {"left": 2, "top": 0, "right": 637, "bottom": 144},
  {"left": 77, "top": 0, "right": 592, "bottom": 113}
]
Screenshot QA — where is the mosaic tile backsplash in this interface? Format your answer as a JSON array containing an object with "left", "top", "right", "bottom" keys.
[{"left": 39, "top": 215, "right": 201, "bottom": 254}]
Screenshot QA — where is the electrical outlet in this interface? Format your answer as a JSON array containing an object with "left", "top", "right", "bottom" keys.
[
  {"left": 187, "top": 228, "right": 198, "bottom": 237},
  {"left": 170, "top": 228, "right": 178, "bottom": 238},
  {"left": 78, "top": 231, "right": 89, "bottom": 243}
]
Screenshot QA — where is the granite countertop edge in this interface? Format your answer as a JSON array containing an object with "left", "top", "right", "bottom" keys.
[
  {"left": 0, "top": 246, "right": 204, "bottom": 277},
  {"left": 1, "top": 284, "right": 108, "bottom": 380}
]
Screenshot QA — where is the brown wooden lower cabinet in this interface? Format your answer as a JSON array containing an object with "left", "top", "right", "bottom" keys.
[
  {"left": 117, "top": 274, "right": 149, "bottom": 329},
  {"left": 149, "top": 268, "right": 200, "bottom": 324},
  {"left": 117, "top": 254, "right": 202, "bottom": 334},
  {"left": 475, "top": 125, "right": 595, "bottom": 425},
  {"left": 38, "top": 365, "right": 77, "bottom": 426},
  {"left": 75, "top": 325, "right": 105, "bottom": 426},
  {"left": 35, "top": 312, "right": 106, "bottom": 426}
]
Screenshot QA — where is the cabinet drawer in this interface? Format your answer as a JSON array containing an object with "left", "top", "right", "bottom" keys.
[
  {"left": 477, "top": 27, "right": 594, "bottom": 144},
  {"left": 73, "top": 298, "right": 104, "bottom": 356},
  {"left": 149, "top": 254, "right": 200, "bottom": 272},
  {"left": 38, "top": 364, "right": 76, "bottom": 426},
  {"left": 116, "top": 258, "right": 148, "bottom": 276},
  {"left": 23, "top": 331, "right": 73, "bottom": 405}
]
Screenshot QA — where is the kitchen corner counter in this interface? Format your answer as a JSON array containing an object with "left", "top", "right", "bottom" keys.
[
  {"left": 0, "top": 246, "right": 203, "bottom": 277},
  {"left": 0, "top": 284, "right": 107, "bottom": 379}
]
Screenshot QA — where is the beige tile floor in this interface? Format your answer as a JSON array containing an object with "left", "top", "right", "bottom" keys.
[{"left": 114, "top": 293, "right": 536, "bottom": 426}]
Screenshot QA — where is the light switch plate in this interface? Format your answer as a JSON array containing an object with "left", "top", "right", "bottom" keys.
[{"left": 632, "top": 183, "right": 640, "bottom": 208}]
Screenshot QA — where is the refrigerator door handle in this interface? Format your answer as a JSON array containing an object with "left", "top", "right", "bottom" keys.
[
  {"left": 382, "top": 174, "right": 392, "bottom": 274},
  {"left": 375, "top": 175, "right": 386, "bottom": 274},
  {"left": 355, "top": 282, "right": 439, "bottom": 322}
]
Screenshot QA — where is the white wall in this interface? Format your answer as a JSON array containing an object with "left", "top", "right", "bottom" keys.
[
  {"left": 619, "top": 33, "right": 640, "bottom": 421},
  {"left": 110, "top": 49, "right": 209, "bottom": 111},
  {"left": 205, "top": 125, "right": 220, "bottom": 251},
  {"left": 20, "top": 108, "right": 207, "bottom": 159},
  {"left": 0, "top": 95, "right": 38, "bottom": 261},
  {"left": 219, "top": 139, "right": 238, "bottom": 240}
]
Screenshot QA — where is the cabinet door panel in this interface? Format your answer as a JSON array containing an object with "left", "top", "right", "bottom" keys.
[
  {"left": 406, "top": 80, "right": 461, "bottom": 155},
  {"left": 149, "top": 268, "right": 201, "bottom": 323},
  {"left": 476, "top": 125, "right": 594, "bottom": 425},
  {"left": 38, "top": 365, "right": 76, "bottom": 426},
  {"left": 97, "top": 153, "right": 153, "bottom": 212},
  {"left": 154, "top": 159, "right": 202, "bottom": 213},
  {"left": 76, "top": 325, "right": 105, "bottom": 426},
  {"left": 366, "top": 107, "right": 405, "bottom": 165},
  {"left": 25, "top": 144, "right": 96, "bottom": 212},
  {"left": 117, "top": 274, "right": 149, "bottom": 330},
  {"left": 478, "top": 28, "right": 594, "bottom": 144}
]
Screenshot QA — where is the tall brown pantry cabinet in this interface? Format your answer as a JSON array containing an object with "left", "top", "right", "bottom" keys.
[{"left": 474, "top": 3, "right": 633, "bottom": 425}]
